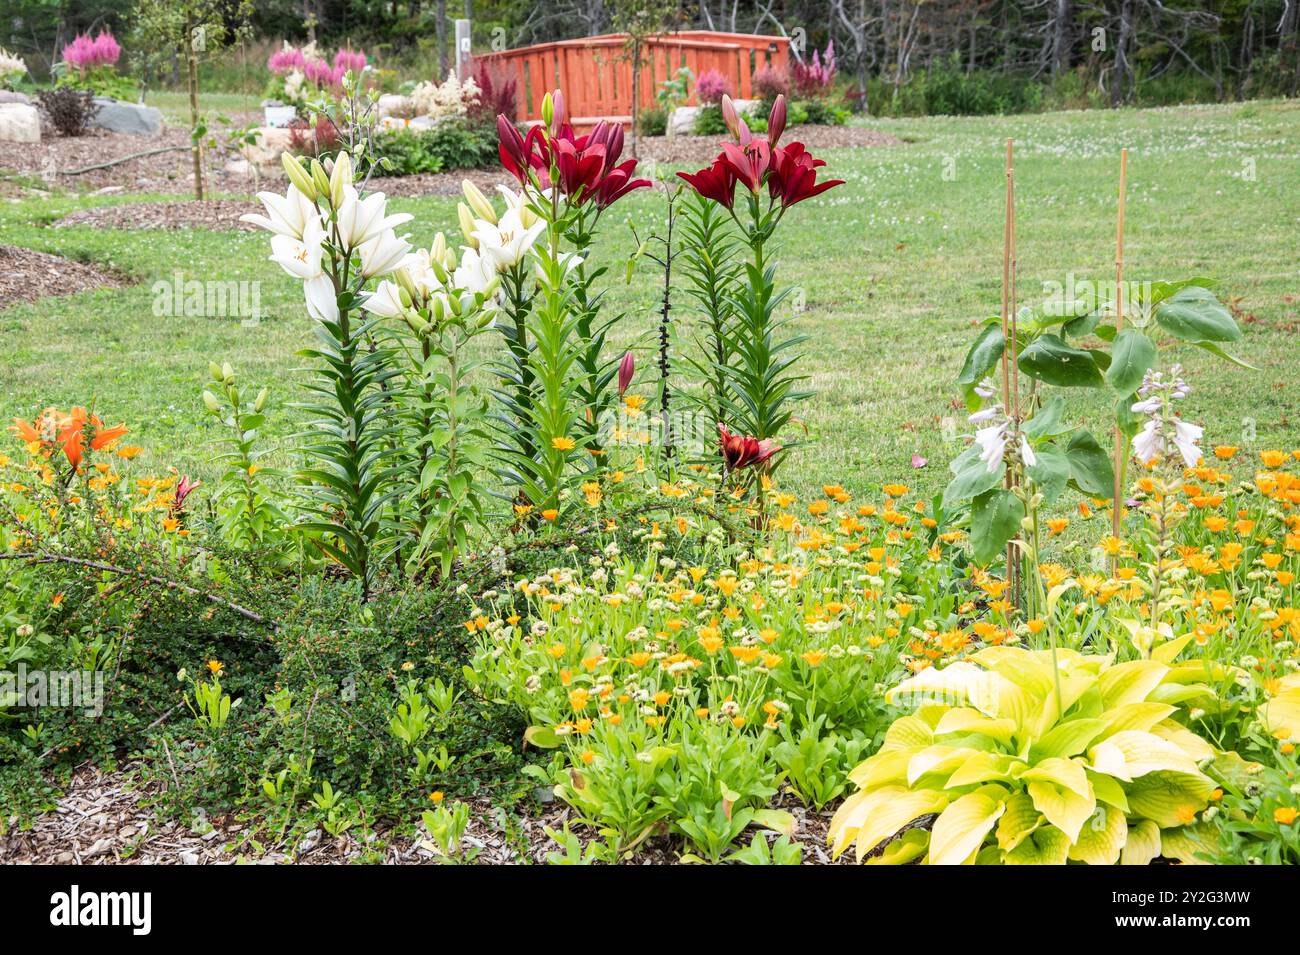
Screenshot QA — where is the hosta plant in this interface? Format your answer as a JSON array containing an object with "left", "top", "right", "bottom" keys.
[{"left": 829, "top": 644, "right": 1232, "bottom": 864}]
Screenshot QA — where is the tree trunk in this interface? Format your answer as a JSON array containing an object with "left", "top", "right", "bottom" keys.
[
  {"left": 1052, "top": 0, "right": 1072, "bottom": 75},
  {"left": 187, "top": 31, "right": 203, "bottom": 201},
  {"left": 436, "top": 0, "right": 448, "bottom": 76},
  {"left": 1113, "top": 0, "right": 1133, "bottom": 107}
]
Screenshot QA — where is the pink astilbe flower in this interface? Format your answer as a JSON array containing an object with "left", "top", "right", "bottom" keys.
[
  {"left": 695, "top": 68, "right": 730, "bottom": 106},
  {"left": 333, "top": 48, "right": 367, "bottom": 75},
  {"left": 791, "top": 40, "right": 836, "bottom": 98},
  {"left": 63, "top": 31, "right": 120, "bottom": 73},
  {"left": 267, "top": 45, "right": 307, "bottom": 75}
]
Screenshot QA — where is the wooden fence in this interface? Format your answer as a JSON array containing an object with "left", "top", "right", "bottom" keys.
[{"left": 479, "top": 31, "right": 790, "bottom": 127}]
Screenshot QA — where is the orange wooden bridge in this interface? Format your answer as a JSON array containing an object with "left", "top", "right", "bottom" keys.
[{"left": 479, "top": 31, "right": 790, "bottom": 128}]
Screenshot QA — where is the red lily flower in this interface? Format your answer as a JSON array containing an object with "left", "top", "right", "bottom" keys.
[
  {"left": 172, "top": 474, "right": 200, "bottom": 513},
  {"left": 768, "top": 141, "right": 845, "bottom": 209},
  {"left": 676, "top": 157, "right": 738, "bottom": 208},
  {"left": 719, "top": 139, "right": 772, "bottom": 194},
  {"left": 12, "top": 406, "right": 127, "bottom": 469},
  {"left": 718, "top": 423, "right": 780, "bottom": 472}
]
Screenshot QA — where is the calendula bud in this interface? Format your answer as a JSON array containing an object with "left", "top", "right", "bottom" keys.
[
  {"left": 254, "top": 388, "right": 268, "bottom": 413},
  {"left": 330, "top": 151, "right": 352, "bottom": 208},
  {"left": 458, "top": 204, "right": 479, "bottom": 249},
  {"left": 281, "top": 153, "right": 318, "bottom": 199},
  {"left": 202, "top": 391, "right": 221, "bottom": 413},
  {"left": 461, "top": 180, "right": 496, "bottom": 224}
]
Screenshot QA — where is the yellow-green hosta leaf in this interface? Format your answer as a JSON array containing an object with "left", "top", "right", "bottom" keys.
[
  {"left": 1121, "top": 819, "right": 1162, "bottom": 865},
  {"left": 1092, "top": 701, "right": 1178, "bottom": 742},
  {"left": 1125, "top": 770, "right": 1216, "bottom": 828},
  {"left": 929, "top": 791, "right": 1006, "bottom": 865},
  {"left": 1148, "top": 682, "right": 1216, "bottom": 707},
  {"left": 1158, "top": 823, "right": 1215, "bottom": 864},
  {"left": 1031, "top": 717, "right": 1109, "bottom": 761},
  {"left": 933, "top": 707, "right": 1017, "bottom": 744},
  {"left": 1027, "top": 780, "right": 1096, "bottom": 844},
  {"left": 1150, "top": 719, "right": 1216, "bottom": 763},
  {"left": 907, "top": 745, "right": 984, "bottom": 787},
  {"left": 996, "top": 792, "right": 1042, "bottom": 852},
  {"left": 849, "top": 746, "right": 915, "bottom": 789},
  {"left": 1003, "top": 825, "right": 1071, "bottom": 865},
  {"left": 970, "top": 646, "right": 1055, "bottom": 698},
  {"left": 1068, "top": 805, "right": 1128, "bottom": 865},
  {"left": 1098, "top": 659, "right": 1169, "bottom": 708},
  {"left": 1151, "top": 633, "right": 1196, "bottom": 664},
  {"left": 1021, "top": 756, "right": 1091, "bottom": 798},
  {"left": 853, "top": 788, "right": 951, "bottom": 862},
  {"left": 867, "top": 829, "right": 929, "bottom": 866},
  {"left": 1087, "top": 770, "right": 1130, "bottom": 812},
  {"left": 1164, "top": 659, "right": 1238, "bottom": 685},
  {"left": 1089, "top": 730, "right": 1202, "bottom": 780},
  {"left": 1260, "top": 688, "right": 1300, "bottom": 740},
  {"left": 886, "top": 662, "right": 1008, "bottom": 716},
  {"left": 881, "top": 713, "right": 936, "bottom": 751},
  {"left": 945, "top": 751, "right": 1027, "bottom": 788}
]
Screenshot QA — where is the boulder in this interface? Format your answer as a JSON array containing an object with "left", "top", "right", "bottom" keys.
[
  {"left": 376, "top": 93, "right": 414, "bottom": 119},
  {"left": 667, "top": 106, "right": 700, "bottom": 138},
  {"left": 88, "top": 97, "right": 163, "bottom": 136},
  {"left": 0, "top": 90, "right": 32, "bottom": 105},
  {"left": 240, "top": 126, "right": 299, "bottom": 168},
  {"left": 0, "top": 103, "right": 40, "bottom": 143}
]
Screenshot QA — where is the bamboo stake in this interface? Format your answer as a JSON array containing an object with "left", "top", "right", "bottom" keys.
[
  {"left": 1001, "top": 139, "right": 1019, "bottom": 603},
  {"left": 1111, "top": 149, "right": 1129, "bottom": 553}
]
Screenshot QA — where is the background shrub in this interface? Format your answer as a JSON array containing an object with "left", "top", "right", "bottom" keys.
[{"left": 37, "top": 86, "right": 99, "bottom": 136}]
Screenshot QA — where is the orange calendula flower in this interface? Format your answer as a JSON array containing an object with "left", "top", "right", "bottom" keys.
[
  {"left": 551, "top": 436, "right": 576, "bottom": 452},
  {"left": 1274, "top": 807, "right": 1298, "bottom": 825},
  {"left": 801, "top": 650, "right": 827, "bottom": 668}
]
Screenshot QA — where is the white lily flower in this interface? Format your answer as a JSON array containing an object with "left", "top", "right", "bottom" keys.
[
  {"left": 334, "top": 187, "right": 413, "bottom": 251},
  {"left": 454, "top": 247, "right": 496, "bottom": 295},
  {"left": 362, "top": 280, "right": 407, "bottom": 318},
  {"left": 358, "top": 229, "right": 411, "bottom": 279},
  {"left": 270, "top": 219, "right": 326, "bottom": 280},
  {"left": 304, "top": 274, "right": 338, "bottom": 323},
  {"left": 242, "top": 185, "right": 319, "bottom": 239},
  {"left": 472, "top": 208, "right": 545, "bottom": 272}
]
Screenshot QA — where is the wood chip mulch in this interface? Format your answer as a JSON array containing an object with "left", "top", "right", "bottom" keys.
[
  {"left": 0, "top": 764, "right": 848, "bottom": 865},
  {"left": 0, "top": 243, "right": 130, "bottom": 311},
  {"left": 53, "top": 199, "right": 261, "bottom": 233}
]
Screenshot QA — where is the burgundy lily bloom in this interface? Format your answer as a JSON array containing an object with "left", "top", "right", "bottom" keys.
[
  {"left": 767, "top": 94, "right": 787, "bottom": 147},
  {"left": 719, "top": 139, "right": 772, "bottom": 194},
  {"left": 617, "top": 351, "right": 635, "bottom": 396},
  {"left": 720, "top": 95, "right": 753, "bottom": 145},
  {"left": 497, "top": 116, "right": 551, "bottom": 188},
  {"left": 718, "top": 423, "right": 780, "bottom": 471},
  {"left": 676, "top": 157, "right": 738, "bottom": 208},
  {"left": 553, "top": 137, "right": 608, "bottom": 199},
  {"left": 768, "top": 141, "right": 844, "bottom": 209},
  {"left": 172, "top": 474, "right": 201, "bottom": 513},
  {"left": 594, "top": 160, "right": 651, "bottom": 209}
]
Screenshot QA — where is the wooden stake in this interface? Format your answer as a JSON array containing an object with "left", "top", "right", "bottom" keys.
[
  {"left": 1111, "top": 149, "right": 1129, "bottom": 549},
  {"left": 1001, "top": 139, "right": 1019, "bottom": 602}
]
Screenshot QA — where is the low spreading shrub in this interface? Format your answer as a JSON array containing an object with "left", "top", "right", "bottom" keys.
[{"left": 37, "top": 87, "right": 100, "bottom": 136}]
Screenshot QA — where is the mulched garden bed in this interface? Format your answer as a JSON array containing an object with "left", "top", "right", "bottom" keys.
[
  {"left": 53, "top": 199, "right": 262, "bottom": 233},
  {"left": 0, "top": 764, "right": 848, "bottom": 865},
  {"left": 0, "top": 243, "right": 131, "bottom": 311}
]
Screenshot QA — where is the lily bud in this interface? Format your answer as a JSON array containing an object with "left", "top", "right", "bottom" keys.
[
  {"left": 541, "top": 92, "right": 554, "bottom": 128},
  {"left": 444, "top": 247, "right": 457, "bottom": 271},
  {"left": 461, "top": 180, "right": 497, "bottom": 224},
  {"left": 253, "top": 388, "right": 268, "bottom": 413},
  {"left": 430, "top": 232, "right": 448, "bottom": 266},
  {"left": 398, "top": 285, "right": 414, "bottom": 309},
  {"left": 208, "top": 362, "right": 224, "bottom": 382},
  {"left": 431, "top": 296, "right": 446, "bottom": 325},
  {"left": 309, "top": 159, "right": 331, "bottom": 203},
  {"left": 618, "top": 351, "right": 635, "bottom": 397},
  {"left": 281, "top": 153, "right": 318, "bottom": 199},
  {"left": 458, "top": 204, "right": 479, "bottom": 249},
  {"left": 394, "top": 266, "right": 418, "bottom": 300},
  {"left": 404, "top": 312, "right": 430, "bottom": 335},
  {"left": 329, "top": 151, "right": 352, "bottom": 208},
  {"left": 430, "top": 257, "right": 450, "bottom": 285},
  {"left": 202, "top": 390, "right": 221, "bottom": 413},
  {"left": 221, "top": 362, "right": 234, "bottom": 383},
  {"left": 767, "top": 94, "right": 787, "bottom": 146}
]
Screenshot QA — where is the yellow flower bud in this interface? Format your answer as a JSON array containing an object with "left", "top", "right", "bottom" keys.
[
  {"left": 461, "top": 180, "right": 496, "bottom": 224},
  {"left": 281, "top": 153, "right": 318, "bottom": 199},
  {"left": 458, "top": 203, "right": 478, "bottom": 249}
]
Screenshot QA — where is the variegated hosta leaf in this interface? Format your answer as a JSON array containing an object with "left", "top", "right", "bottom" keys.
[
  {"left": 1068, "top": 805, "right": 1127, "bottom": 865},
  {"left": 1260, "top": 688, "right": 1300, "bottom": 741},
  {"left": 1023, "top": 758, "right": 1095, "bottom": 842},
  {"left": 933, "top": 706, "right": 1018, "bottom": 744},
  {"left": 1158, "top": 823, "right": 1215, "bottom": 864},
  {"left": 907, "top": 745, "right": 988, "bottom": 787},
  {"left": 929, "top": 791, "right": 1007, "bottom": 865},
  {"left": 945, "top": 751, "right": 1028, "bottom": 789},
  {"left": 827, "top": 785, "right": 949, "bottom": 861},
  {"left": 1091, "top": 701, "right": 1178, "bottom": 742},
  {"left": 1086, "top": 770, "right": 1130, "bottom": 812},
  {"left": 1098, "top": 659, "right": 1169, "bottom": 709},
  {"left": 1031, "top": 717, "right": 1108, "bottom": 761},
  {"left": 866, "top": 829, "right": 929, "bottom": 865},
  {"left": 996, "top": 792, "right": 1042, "bottom": 852},
  {"left": 1121, "top": 819, "right": 1162, "bottom": 865},
  {"left": 1003, "top": 825, "right": 1071, "bottom": 865},
  {"left": 849, "top": 746, "right": 915, "bottom": 790},
  {"left": 970, "top": 646, "right": 1056, "bottom": 697},
  {"left": 1088, "top": 729, "right": 1202, "bottom": 781},
  {"left": 1149, "top": 719, "right": 1216, "bottom": 763},
  {"left": 886, "top": 662, "right": 1012, "bottom": 717},
  {"left": 1124, "top": 770, "right": 1217, "bottom": 828}
]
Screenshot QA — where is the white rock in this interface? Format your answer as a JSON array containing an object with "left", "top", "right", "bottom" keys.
[
  {"left": 0, "top": 103, "right": 40, "bottom": 143},
  {"left": 377, "top": 93, "right": 414, "bottom": 119},
  {"left": 667, "top": 106, "right": 700, "bottom": 138}
]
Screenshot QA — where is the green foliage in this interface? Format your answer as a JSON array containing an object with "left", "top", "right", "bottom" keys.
[{"left": 374, "top": 120, "right": 497, "bottom": 176}]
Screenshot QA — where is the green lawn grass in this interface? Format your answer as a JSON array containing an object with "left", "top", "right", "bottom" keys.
[{"left": 2, "top": 100, "right": 1297, "bottom": 511}]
